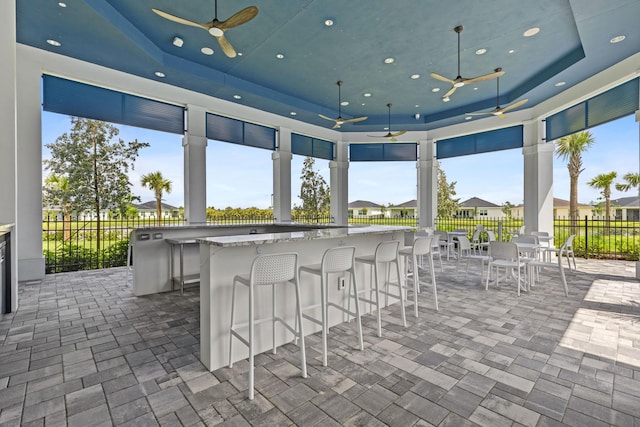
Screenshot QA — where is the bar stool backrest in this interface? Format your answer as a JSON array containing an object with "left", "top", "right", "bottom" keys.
[
  {"left": 457, "top": 235, "right": 472, "bottom": 252},
  {"left": 323, "top": 246, "right": 356, "bottom": 273},
  {"left": 413, "top": 236, "right": 433, "bottom": 256},
  {"left": 375, "top": 240, "right": 400, "bottom": 263},
  {"left": 251, "top": 253, "right": 298, "bottom": 285},
  {"left": 512, "top": 235, "right": 538, "bottom": 245}
]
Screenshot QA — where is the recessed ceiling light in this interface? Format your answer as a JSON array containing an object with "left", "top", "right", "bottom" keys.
[
  {"left": 46, "top": 39, "right": 61, "bottom": 47},
  {"left": 172, "top": 37, "right": 184, "bottom": 47},
  {"left": 363, "top": 93, "right": 372, "bottom": 97},
  {"left": 290, "top": 111, "right": 297, "bottom": 116},
  {"left": 523, "top": 27, "right": 540, "bottom": 37},
  {"left": 473, "top": 87, "right": 478, "bottom": 90},
  {"left": 384, "top": 57, "right": 394, "bottom": 64},
  {"left": 276, "top": 53, "right": 285, "bottom": 59},
  {"left": 154, "top": 71, "right": 165, "bottom": 78},
  {"left": 340, "top": 101, "right": 349, "bottom": 106},
  {"left": 384, "top": 127, "right": 389, "bottom": 131},
  {"left": 410, "top": 74, "right": 420, "bottom": 80},
  {"left": 465, "top": 116, "right": 473, "bottom": 120},
  {"left": 431, "top": 88, "right": 440, "bottom": 93},
  {"left": 508, "top": 49, "right": 516, "bottom": 54},
  {"left": 324, "top": 19, "right": 334, "bottom": 27},
  {"left": 442, "top": 96, "right": 450, "bottom": 102},
  {"left": 237, "top": 52, "right": 243, "bottom": 56},
  {"left": 415, "top": 104, "right": 419, "bottom": 108},
  {"left": 610, "top": 35, "right": 625, "bottom": 44},
  {"left": 361, "top": 103, "right": 366, "bottom": 106},
  {"left": 475, "top": 48, "right": 487, "bottom": 55},
  {"left": 201, "top": 47, "right": 214, "bottom": 55},
  {"left": 58, "top": 2, "right": 67, "bottom": 7},
  {"left": 555, "top": 81, "right": 566, "bottom": 87},
  {"left": 233, "top": 94, "right": 242, "bottom": 99}
]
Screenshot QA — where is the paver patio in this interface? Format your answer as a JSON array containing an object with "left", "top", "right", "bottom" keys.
[{"left": 1, "top": 257, "right": 638, "bottom": 426}]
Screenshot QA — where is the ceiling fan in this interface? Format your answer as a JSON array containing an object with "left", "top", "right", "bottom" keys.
[
  {"left": 430, "top": 25, "right": 504, "bottom": 100},
  {"left": 318, "top": 81, "right": 368, "bottom": 129},
  {"left": 368, "top": 103, "right": 407, "bottom": 141},
  {"left": 466, "top": 68, "right": 528, "bottom": 118},
  {"left": 152, "top": 0, "right": 258, "bottom": 58}
]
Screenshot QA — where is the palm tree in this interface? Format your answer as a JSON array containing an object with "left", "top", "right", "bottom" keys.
[
  {"left": 555, "top": 131, "right": 595, "bottom": 231},
  {"left": 615, "top": 172, "right": 640, "bottom": 192},
  {"left": 588, "top": 171, "right": 617, "bottom": 225},
  {"left": 141, "top": 171, "right": 172, "bottom": 225}
]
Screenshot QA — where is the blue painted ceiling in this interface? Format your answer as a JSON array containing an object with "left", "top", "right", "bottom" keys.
[{"left": 16, "top": 0, "right": 640, "bottom": 132}]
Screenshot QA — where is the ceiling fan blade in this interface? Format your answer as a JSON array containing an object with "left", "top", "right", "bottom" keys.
[
  {"left": 390, "top": 136, "right": 398, "bottom": 142},
  {"left": 430, "top": 72, "right": 455, "bottom": 84},
  {"left": 318, "top": 114, "right": 336, "bottom": 122},
  {"left": 442, "top": 85, "right": 457, "bottom": 99},
  {"left": 217, "top": 6, "right": 259, "bottom": 30},
  {"left": 152, "top": 8, "right": 208, "bottom": 30},
  {"left": 341, "top": 116, "right": 368, "bottom": 124},
  {"left": 215, "top": 34, "right": 237, "bottom": 57},
  {"left": 497, "top": 112, "right": 507, "bottom": 119},
  {"left": 390, "top": 130, "right": 407, "bottom": 137},
  {"left": 499, "top": 98, "right": 529, "bottom": 113},
  {"left": 465, "top": 111, "right": 492, "bottom": 116},
  {"left": 464, "top": 69, "right": 505, "bottom": 84}
]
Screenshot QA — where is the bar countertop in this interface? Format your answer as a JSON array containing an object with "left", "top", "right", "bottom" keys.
[{"left": 197, "top": 225, "right": 412, "bottom": 248}]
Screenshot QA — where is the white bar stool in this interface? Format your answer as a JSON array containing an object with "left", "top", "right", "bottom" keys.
[
  {"left": 228, "top": 252, "right": 307, "bottom": 400},
  {"left": 299, "top": 246, "right": 363, "bottom": 367},
  {"left": 355, "top": 240, "right": 406, "bottom": 337},
  {"left": 398, "top": 236, "right": 438, "bottom": 317},
  {"left": 124, "top": 231, "right": 133, "bottom": 287}
]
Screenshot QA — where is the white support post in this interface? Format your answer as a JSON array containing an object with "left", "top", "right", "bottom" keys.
[
  {"left": 522, "top": 119, "right": 554, "bottom": 234},
  {"left": 330, "top": 140, "right": 349, "bottom": 225},
  {"left": 417, "top": 139, "right": 437, "bottom": 229},
  {"left": 273, "top": 128, "right": 292, "bottom": 223},
  {"left": 183, "top": 105, "right": 208, "bottom": 224},
  {"left": 635, "top": 108, "right": 640, "bottom": 279}
]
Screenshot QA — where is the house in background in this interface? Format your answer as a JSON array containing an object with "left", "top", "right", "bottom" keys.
[
  {"left": 612, "top": 196, "right": 639, "bottom": 221},
  {"left": 388, "top": 200, "right": 417, "bottom": 218},
  {"left": 347, "top": 200, "right": 383, "bottom": 219},
  {"left": 135, "top": 201, "right": 180, "bottom": 219},
  {"left": 511, "top": 197, "right": 593, "bottom": 219},
  {"left": 457, "top": 197, "right": 505, "bottom": 218}
]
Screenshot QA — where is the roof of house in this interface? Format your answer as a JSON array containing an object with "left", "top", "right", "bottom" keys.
[
  {"left": 393, "top": 200, "right": 417, "bottom": 208},
  {"left": 135, "top": 201, "right": 179, "bottom": 211},
  {"left": 515, "top": 197, "right": 592, "bottom": 208},
  {"left": 611, "top": 196, "right": 639, "bottom": 208},
  {"left": 460, "top": 197, "right": 501, "bottom": 209},
  {"left": 348, "top": 200, "right": 381, "bottom": 209}
]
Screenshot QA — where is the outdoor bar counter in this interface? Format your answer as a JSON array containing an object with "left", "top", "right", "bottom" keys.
[{"left": 197, "top": 225, "right": 410, "bottom": 371}]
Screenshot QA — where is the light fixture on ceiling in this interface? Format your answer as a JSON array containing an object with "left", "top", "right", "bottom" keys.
[
  {"left": 555, "top": 81, "right": 566, "bottom": 87},
  {"left": 410, "top": 74, "right": 420, "bottom": 79},
  {"left": 473, "top": 87, "right": 478, "bottom": 90},
  {"left": 172, "top": 36, "right": 184, "bottom": 47},
  {"left": 233, "top": 94, "right": 242, "bottom": 99},
  {"left": 340, "top": 101, "right": 349, "bottom": 106},
  {"left": 465, "top": 116, "right": 473, "bottom": 120},
  {"left": 154, "top": 71, "right": 166, "bottom": 78},
  {"left": 237, "top": 52, "right": 243, "bottom": 56},
  {"left": 384, "top": 57, "right": 394, "bottom": 64},
  {"left": 290, "top": 112, "right": 297, "bottom": 116},
  {"left": 442, "top": 96, "right": 450, "bottom": 102},
  {"left": 475, "top": 48, "right": 487, "bottom": 55},
  {"left": 415, "top": 104, "right": 419, "bottom": 108},
  {"left": 363, "top": 93, "right": 372, "bottom": 97},
  {"left": 58, "top": 2, "right": 67, "bottom": 7},
  {"left": 324, "top": 19, "right": 334, "bottom": 27},
  {"left": 523, "top": 27, "right": 540, "bottom": 37},
  {"left": 276, "top": 53, "right": 284, "bottom": 59},
  {"left": 610, "top": 35, "right": 625, "bottom": 43},
  {"left": 46, "top": 39, "right": 61, "bottom": 47},
  {"left": 508, "top": 49, "right": 515, "bottom": 54},
  {"left": 414, "top": 113, "right": 421, "bottom": 120},
  {"left": 431, "top": 88, "right": 440, "bottom": 93},
  {"left": 201, "top": 47, "right": 214, "bottom": 55}
]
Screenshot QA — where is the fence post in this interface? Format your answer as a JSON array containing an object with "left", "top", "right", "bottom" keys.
[
  {"left": 497, "top": 220, "right": 503, "bottom": 242},
  {"left": 584, "top": 215, "right": 589, "bottom": 259}
]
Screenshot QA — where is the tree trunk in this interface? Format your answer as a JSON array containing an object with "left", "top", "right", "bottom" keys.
[{"left": 569, "top": 175, "right": 578, "bottom": 235}]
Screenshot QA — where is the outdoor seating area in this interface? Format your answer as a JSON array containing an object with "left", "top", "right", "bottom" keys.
[{"left": 1, "top": 256, "right": 638, "bottom": 426}]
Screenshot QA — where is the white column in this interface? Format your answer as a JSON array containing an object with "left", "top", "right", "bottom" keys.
[
  {"left": 273, "top": 128, "right": 292, "bottom": 223},
  {"left": 330, "top": 140, "right": 349, "bottom": 225},
  {"left": 636, "top": 108, "right": 640, "bottom": 279},
  {"left": 522, "top": 119, "right": 554, "bottom": 234},
  {"left": 183, "top": 105, "right": 208, "bottom": 224},
  {"left": 417, "top": 139, "right": 437, "bottom": 228}
]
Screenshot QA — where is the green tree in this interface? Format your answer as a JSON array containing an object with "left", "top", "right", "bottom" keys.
[
  {"left": 43, "top": 174, "right": 73, "bottom": 241},
  {"left": 502, "top": 201, "right": 514, "bottom": 219},
  {"left": 555, "top": 131, "right": 594, "bottom": 229},
  {"left": 43, "top": 117, "right": 149, "bottom": 253},
  {"left": 588, "top": 171, "right": 617, "bottom": 224},
  {"left": 437, "top": 164, "right": 460, "bottom": 217},
  {"left": 297, "top": 157, "right": 330, "bottom": 221},
  {"left": 615, "top": 172, "right": 640, "bottom": 192},
  {"left": 141, "top": 171, "right": 172, "bottom": 225}
]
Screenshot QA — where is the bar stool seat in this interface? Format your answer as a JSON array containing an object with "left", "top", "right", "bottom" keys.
[
  {"left": 355, "top": 240, "right": 406, "bottom": 337},
  {"left": 398, "top": 236, "right": 438, "bottom": 317},
  {"left": 299, "top": 246, "right": 363, "bottom": 367},
  {"left": 228, "top": 252, "right": 307, "bottom": 400}
]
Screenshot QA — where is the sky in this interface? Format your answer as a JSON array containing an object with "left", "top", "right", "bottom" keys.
[{"left": 42, "top": 112, "right": 638, "bottom": 209}]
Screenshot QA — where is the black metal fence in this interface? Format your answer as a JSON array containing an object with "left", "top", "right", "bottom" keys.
[{"left": 42, "top": 214, "right": 639, "bottom": 273}]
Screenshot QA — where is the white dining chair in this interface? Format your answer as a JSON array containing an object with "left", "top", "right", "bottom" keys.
[
  {"left": 486, "top": 241, "right": 527, "bottom": 296},
  {"left": 527, "top": 239, "right": 570, "bottom": 296},
  {"left": 545, "top": 234, "right": 577, "bottom": 270}
]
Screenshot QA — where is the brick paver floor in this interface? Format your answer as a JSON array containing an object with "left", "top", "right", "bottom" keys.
[{"left": 1, "top": 257, "right": 638, "bottom": 426}]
